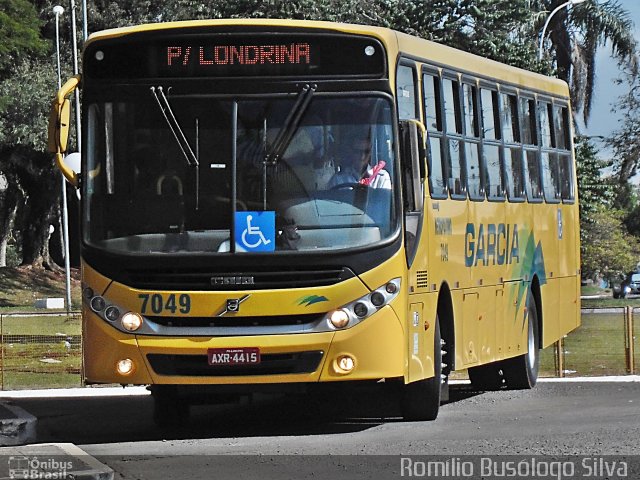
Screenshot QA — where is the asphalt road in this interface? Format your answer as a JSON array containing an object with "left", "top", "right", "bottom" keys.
[{"left": 4, "top": 379, "right": 640, "bottom": 479}]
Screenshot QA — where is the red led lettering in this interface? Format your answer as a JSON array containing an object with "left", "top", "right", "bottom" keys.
[
  {"left": 214, "top": 46, "right": 228, "bottom": 64},
  {"left": 167, "top": 46, "right": 182, "bottom": 65},
  {"left": 183, "top": 46, "right": 191, "bottom": 65},
  {"left": 167, "top": 42, "right": 312, "bottom": 68},
  {"left": 260, "top": 45, "right": 275, "bottom": 64},
  {"left": 244, "top": 46, "right": 259, "bottom": 65},
  {"left": 297, "top": 43, "right": 310, "bottom": 64},
  {"left": 199, "top": 46, "right": 214, "bottom": 65},
  {"left": 280, "top": 44, "right": 295, "bottom": 63},
  {"left": 230, "top": 46, "right": 243, "bottom": 64}
]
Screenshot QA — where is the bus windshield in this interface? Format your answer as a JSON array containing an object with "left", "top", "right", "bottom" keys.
[{"left": 83, "top": 94, "right": 398, "bottom": 254}]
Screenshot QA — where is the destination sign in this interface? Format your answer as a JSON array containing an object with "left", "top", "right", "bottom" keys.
[
  {"left": 166, "top": 43, "right": 311, "bottom": 67},
  {"left": 84, "top": 32, "right": 386, "bottom": 79}
]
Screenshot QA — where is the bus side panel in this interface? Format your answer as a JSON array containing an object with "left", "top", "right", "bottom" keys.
[
  {"left": 503, "top": 200, "right": 530, "bottom": 360},
  {"left": 468, "top": 199, "right": 505, "bottom": 365},
  {"left": 546, "top": 276, "right": 578, "bottom": 348},
  {"left": 531, "top": 202, "right": 560, "bottom": 346}
]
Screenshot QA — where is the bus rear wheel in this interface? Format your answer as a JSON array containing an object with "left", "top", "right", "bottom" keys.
[
  {"left": 402, "top": 317, "right": 442, "bottom": 421},
  {"left": 502, "top": 293, "right": 540, "bottom": 389}
]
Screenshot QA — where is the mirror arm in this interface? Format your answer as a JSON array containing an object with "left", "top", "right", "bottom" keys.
[
  {"left": 55, "top": 75, "right": 81, "bottom": 105},
  {"left": 50, "top": 75, "right": 81, "bottom": 187}
]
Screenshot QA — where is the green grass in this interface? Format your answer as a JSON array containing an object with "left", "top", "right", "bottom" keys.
[
  {"left": 581, "top": 284, "right": 607, "bottom": 296},
  {"left": 0, "top": 266, "right": 81, "bottom": 312}
]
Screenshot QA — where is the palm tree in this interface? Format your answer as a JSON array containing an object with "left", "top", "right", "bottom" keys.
[{"left": 536, "top": 0, "right": 637, "bottom": 126}]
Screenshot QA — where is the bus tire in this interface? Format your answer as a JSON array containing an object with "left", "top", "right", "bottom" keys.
[
  {"left": 402, "top": 317, "right": 441, "bottom": 421},
  {"left": 468, "top": 363, "right": 504, "bottom": 391},
  {"left": 502, "top": 293, "right": 540, "bottom": 389},
  {"left": 152, "top": 386, "right": 190, "bottom": 428}
]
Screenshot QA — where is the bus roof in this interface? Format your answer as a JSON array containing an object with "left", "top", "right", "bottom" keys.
[{"left": 86, "top": 18, "right": 569, "bottom": 98}]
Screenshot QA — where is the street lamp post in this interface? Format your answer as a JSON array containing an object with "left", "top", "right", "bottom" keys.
[
  {"left": 538, "top": 0, "right": 587, "bottom": 62},
  {"left": 53, "top": 5, "right": 73, "bottom": 313}
]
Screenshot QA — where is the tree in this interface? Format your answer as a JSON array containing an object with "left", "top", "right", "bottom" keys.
[
  {"left": 608, "top": 62, "right": 640, "bottom": 183},
  {"left": 536, "top": 0, "right": 637, "bottom": 125},
  {"left": 0, "top": 59, "right": 61, "bottom": 270},
  {"left": 574, "top": 136, "right": 614, "bottom": 218},
  {"left": 573, "top": 135, "right": 634, "bottom": 282},
  {"left": 0, "top": 0, "right": 47, "bottom": 79},
  {"left": 581, "top": 205, "right": 639, "bottom": 284}
]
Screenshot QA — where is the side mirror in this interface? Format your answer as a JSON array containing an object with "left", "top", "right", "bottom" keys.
[
  {"left": 399, "top": 119, "right": 427, "bottom": 211},
  {"left": 48, "top": 75, "right": 81, "bottom": 188}
]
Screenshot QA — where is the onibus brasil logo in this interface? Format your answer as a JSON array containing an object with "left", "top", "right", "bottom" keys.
[{"left": 8, "top": 456, "right": 73, "bottom": 479}]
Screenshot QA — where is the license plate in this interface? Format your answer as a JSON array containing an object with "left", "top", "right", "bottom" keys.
[{"left": 208, "top": 348, "right": 260, "bottom": 366}]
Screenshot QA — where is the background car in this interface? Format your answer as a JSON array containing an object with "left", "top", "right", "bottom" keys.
[{"left": 612, "top": 271, "right": 640, "bottom": 298}]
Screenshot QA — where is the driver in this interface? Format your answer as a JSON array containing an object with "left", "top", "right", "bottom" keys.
[{"left": 327, "top": 134, "right": 391, "bottom": 189}]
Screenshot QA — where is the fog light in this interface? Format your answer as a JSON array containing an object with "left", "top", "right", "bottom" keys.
[
  {"left": 353, "top": 302, "right": 368, "bottom": 318},
  {"left": 121, "top": 312, "right": 143, "bottom": 332},
  {"left": 370, "top": 291, "right": 385, "bottom": 307},
  {"left": 83, "top": 287, "right": 94, "bottom": 300},
  {"left": 90, "top": 296, "right": 106, "bottom": 312},
  {"left": 334, "top": 355, "right": 355, "bottom": 374},
  {"left": 105, "top": 306, "right": 120, "bottom": 322},
  {"left": 116, "top": 358, "right": 134, "bottom": 375},
  {"left": 385, "top": 282, "right": 398, "bottom": 294},
  {"left": 329, "top": 309, "right": 350, "bottom": 329}
]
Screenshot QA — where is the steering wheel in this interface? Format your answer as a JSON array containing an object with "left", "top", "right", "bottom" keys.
[{"left": 329, "top": 182, "right": 368, "bottom": 191}]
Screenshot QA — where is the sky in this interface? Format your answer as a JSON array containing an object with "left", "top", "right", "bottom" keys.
[{"left": 578, "top": 0, "right": 640, "bottom": 147}]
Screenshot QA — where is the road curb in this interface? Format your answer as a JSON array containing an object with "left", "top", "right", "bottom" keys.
[
  {"left": 0, "top": 443, "right": 114, "bottom": 480},
  {"left": 0, "top": 402, "right": 36, "bottom": 446}
]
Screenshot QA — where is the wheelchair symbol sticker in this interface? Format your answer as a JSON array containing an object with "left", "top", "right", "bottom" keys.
[{"left": 235, "top": 211, "right": 275, "bottom": 252}]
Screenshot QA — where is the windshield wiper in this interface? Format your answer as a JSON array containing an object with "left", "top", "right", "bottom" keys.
[
  {"left": 265, "top": 83, "right": 316, "bottom": 165},
  {"left": 150, "top": 86, "right": 199, "bottom": 167}
]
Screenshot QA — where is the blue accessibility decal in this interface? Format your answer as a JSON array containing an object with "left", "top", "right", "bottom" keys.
[{"left": 235, "top": 211, "right": 276, "bottom": 252}]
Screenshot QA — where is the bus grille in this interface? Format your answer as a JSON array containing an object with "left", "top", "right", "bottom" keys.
[
  {"left": 147, "top": 351, "right": 324, "bottom": 377},
  {"left": 416, "top": 270, "right": 429, "bottom": 289},
  {"left": 124, "top": 267, "right": 353, "bottom": 291},
  {"left": 147, "top": 313, "right": 325, "bottom": 328}
]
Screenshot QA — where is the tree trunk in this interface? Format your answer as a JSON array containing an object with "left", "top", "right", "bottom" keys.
[
  {"left": 4, "top": 147, "right": 63, "bottom": 272},
  {"left": 0, "top": 173, "right": 23, "bottom": 267}
]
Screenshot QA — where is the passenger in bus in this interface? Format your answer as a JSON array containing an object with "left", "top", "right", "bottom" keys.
[{"left": 328, "top": 135, "right": 391, "bottom": 189}]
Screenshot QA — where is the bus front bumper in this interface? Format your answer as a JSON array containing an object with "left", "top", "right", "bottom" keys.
[{"left": 83, "top": 305, "right": 406, "bottom": 386}]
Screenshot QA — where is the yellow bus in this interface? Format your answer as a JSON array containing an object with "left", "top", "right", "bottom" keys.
[{"left": 49, "top": 19, "right": 580, "bottom": 423}]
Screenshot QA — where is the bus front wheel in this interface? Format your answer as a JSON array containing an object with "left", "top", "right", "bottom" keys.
[{"left": 402, "top": 317, "right": 442, "bottom": 421}]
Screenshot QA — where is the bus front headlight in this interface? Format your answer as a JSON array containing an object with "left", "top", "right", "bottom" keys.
[
  {"left": 121, "top": 312, "right": 143, "bottom": 332},
  {"left": 329, "top": 309, "right": 350, "bottom": 329}
]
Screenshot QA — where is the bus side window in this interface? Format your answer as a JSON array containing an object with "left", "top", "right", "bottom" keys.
[
  {"left": 480, "top": 88, "right": 499, "bottom": 140},
  {"left": 397, "top": 64, "right": 418, "bottom": 120},
  {"left": 480, "top": 86, "right": 503, "bottom": 199},
  {"left": 422, "top": 70, "right": 447, "bottom": 198},
  {"left": 423, "top": 73, "right": 442, "bottom": 132},
  {"left": 443, "top": 77, "right": 465, "bottom": 197},
  {"left": 503, "top": 147, "right": 524, "bottom": 200},
  {"left": 427, "top": 136, "right": 446, "bottom": 197},
  {"left": 559, "top": 153, "right": 574, "bottom": 201},
  {"left": 484, "top": 144, "right": 503, "bottom": 198},
  {"left": 462, "top": 82, "right": 482, "bottom": 200},
  {"left": 520, "top": 97, "right": 537, "bottom": 146},
  {"left": 541, "top": 152, "right": 561, "bottom": 202},
  {"left": 538, "top": 101, "right": 554, "bottom": 148},
  {"left": 554, "top": 105, "right": 569, "bottom": 150},
  {"left": 447, "top": 138, "right": 465, "bottom": 196},
  {"left": 524, "top": 150, "right": 543, "bottom": 200}
]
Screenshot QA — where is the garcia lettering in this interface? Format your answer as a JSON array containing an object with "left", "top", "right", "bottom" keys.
[{"left": 465, "top": 223, "right": 520, "bottom": 267}]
